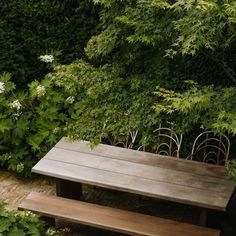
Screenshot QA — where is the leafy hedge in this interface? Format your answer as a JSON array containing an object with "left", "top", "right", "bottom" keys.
[
  {"left": 0, "top": 0, "right": 98, "bottom": 86},
  {"left": 0, "top": 68, "right": 75, "bottom": 177},
  {"left": 0, "top": 201, "right": 66, "bottom": 236}
]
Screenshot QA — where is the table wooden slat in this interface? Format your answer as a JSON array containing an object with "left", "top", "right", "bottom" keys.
[
  {"left": 44, "top": 147, "right": 235, "bottom": 193},
  {"left": 56, "top": 138, "right": 227, "bottom": 178},
  {"left": 32, "top": 158, "right": 231, "bottom": 211}
]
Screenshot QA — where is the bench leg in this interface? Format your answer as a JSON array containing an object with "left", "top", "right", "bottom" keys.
[
  {"left": 56, "top": 179, "right": 83, "bottom": 200},
  {"left": 199, "top": 208, "right": 208, "bottom": 226}
]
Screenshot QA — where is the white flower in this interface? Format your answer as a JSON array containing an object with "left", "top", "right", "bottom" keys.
[
  {"left": 16, "top": 162, "right": 24, "bottom": 173},
  {"left": 0, "top": 82, "right": 5, "bottom": 93},
  {"left": 66, "top": 96, "right": 75, "bottom": 104},
  {"left": 10, "top": 99, "right": 21, "bottom": 110},
  {"left": 5, "top": 154, "right": 11, "bottom": 160},
  {"left": 0, "top": 153, "right": 12, "bottom": 161},
  {"left": 24, "top": 211, "right": 36, "bottom": 217},
  {"left": 39, "top": 54, "right": 54, "bottom": 63},
  {"left": 52, "top": 127, "right": 60, "bottom": 134},
  {"left": 13, "top": 111, "right": 22, "bottom": 120},
  {"left": 36, "top": 85, "right": 46, "bottom": 96},
  {"left": 46, "top": 228, "right": 57, "bottom": 236}
]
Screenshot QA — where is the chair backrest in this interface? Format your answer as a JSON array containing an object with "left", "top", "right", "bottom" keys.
[
  {"left": 125, "top": 130, "right": 138, "bottom": 149},
  {"left": 137, "top": 136, "right": 153, "bottom": 152},
  {"left": 153, "top": 126, "right": 183, "bottom": 158},
  {"left": 138, "top": 125, "right": 182, "bottom": 158},
  {"left": 109, "top": 130, "right": 138, "bottom": 149},
  {"left": 188, "top": 131, "right": 230, "bottom": 165}
]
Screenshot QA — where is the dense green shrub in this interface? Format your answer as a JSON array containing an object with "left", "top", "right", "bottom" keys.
[
  {"left": 0, "top": 201, "right": 66, "bottom": 236},
  {"left": 0, "top": 58, "right": 159, "bottom": 176},
  {"left": 0, "top": 0, "right": 98, "bottom": 86},
  {"left": 68, "top": 0, "right": 236, "bottom": 156},
  {"left": 0, "top": 66, "right": 76, "bottom": 176},
  {"left": 67, "top": 0, "right": 236, "bottom": 141}
]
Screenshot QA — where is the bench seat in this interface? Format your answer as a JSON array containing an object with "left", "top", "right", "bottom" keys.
[{"left": 19, "top": 192, "right": 220, "bottom": 236}]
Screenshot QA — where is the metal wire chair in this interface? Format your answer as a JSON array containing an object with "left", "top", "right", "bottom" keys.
[
  {"left": 154, "top": 126, "right": 183, "bottom": 158},
  {"left": 138, "top": 125, "right": 183, "bottom": 158},
  {"left": 187, "top": 131, "right": 230, "bottom": 165},
  {"left": 108, "top": 130, "right": 138, "bottom": 149}
]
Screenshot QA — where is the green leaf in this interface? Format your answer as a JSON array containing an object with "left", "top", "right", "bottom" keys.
[
  {"left": 7, "top": 226, "right": 25, "bottom": 236},
  {"left": 0, "top": 218, "right": 11, "bottom": 233},
  {"left": 0, "top": 119, "right": 13, "bottom": 133},
  {"left": 27, "top": 135, "right": 45, "bottom": 150}
]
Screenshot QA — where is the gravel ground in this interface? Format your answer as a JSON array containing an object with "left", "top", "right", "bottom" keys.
[{"left": 0, "top": 169, "right": 55, "bottom": 211}]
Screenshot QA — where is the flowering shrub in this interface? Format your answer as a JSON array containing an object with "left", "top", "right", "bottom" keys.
[
  {"left": 0, "top": 69, "right": 77, "bottom": 177},
  {"left": 0, "top": 58, "right": 161, "bottom": 176},
  {"left": 0, "top": 201, "right": 68, "bottom": 236}
]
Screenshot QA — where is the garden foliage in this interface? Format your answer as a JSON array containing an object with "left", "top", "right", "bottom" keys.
[
  {"left": 0, "top": 68, "right": 76, "bottom": 176},
  {"left": 70, "top": 0, "right": 236, "bottom": 140},
  {"left": 0, "top": 0, "right": 236, "bottom": 176},
  {"left": 0, "top": 201, "right": 65, "bottom": 236}
]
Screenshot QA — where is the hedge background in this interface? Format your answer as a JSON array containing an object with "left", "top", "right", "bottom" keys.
[{"left": 0, "top": 0, "right": 99, "bottom": 86}]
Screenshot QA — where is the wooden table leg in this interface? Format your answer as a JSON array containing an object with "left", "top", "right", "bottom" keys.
[
  {"left": 56, "top": 179, "right": 83, "bottom": 200},
  {"left": 199, "top": 208, "right": 208, "bottom": 226}
]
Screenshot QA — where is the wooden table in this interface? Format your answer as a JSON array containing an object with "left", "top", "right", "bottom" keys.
[{"left": 32, "top": 138, "right": 235, "bottom": 219}]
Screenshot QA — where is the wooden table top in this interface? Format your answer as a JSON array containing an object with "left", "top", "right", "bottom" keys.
[{"left": 32, "top": 138, "right": 236, "bottom": 211}]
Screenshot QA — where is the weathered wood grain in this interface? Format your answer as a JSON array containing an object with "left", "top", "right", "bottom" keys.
[
  {"left": 32, "top": 138, "right": 236, "bottom": 212},
  {"left": 19, "top": 192, "right": 220, "bottom": 236},
  {"left": 56, "top": 138, "right": 227, "bottom": 178},
  {"left": 32, "top": 159, "right": 231, "bottom": 211},
  {"left": 44, "top": 147, "right": 234, "bottom": 193}
]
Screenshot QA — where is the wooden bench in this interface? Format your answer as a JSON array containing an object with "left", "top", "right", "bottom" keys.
[{"left": 19, "top": 192, "right": 220, "bottom": 236}]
